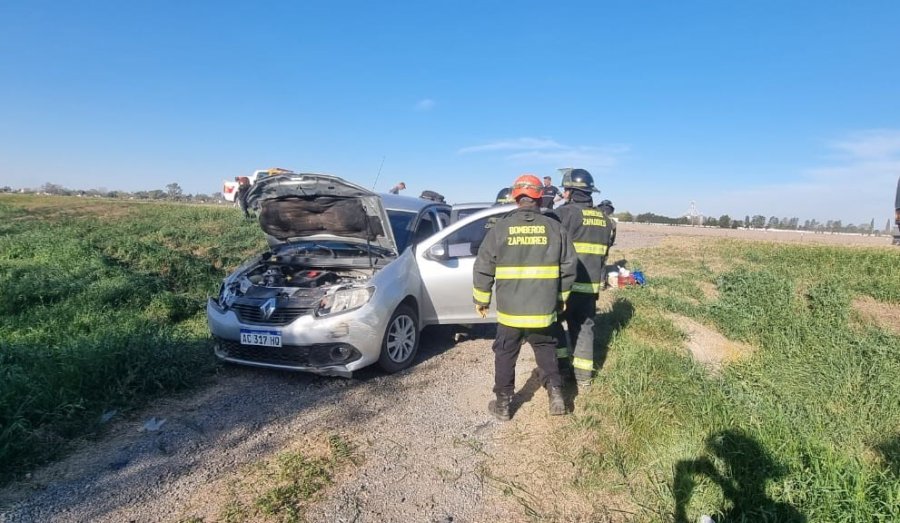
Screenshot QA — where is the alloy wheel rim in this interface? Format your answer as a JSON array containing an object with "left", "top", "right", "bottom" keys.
[{"left": 387, "top": 315, "right": 415, "bottom": 362}]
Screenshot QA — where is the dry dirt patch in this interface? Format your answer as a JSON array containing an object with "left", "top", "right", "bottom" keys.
[
  {"left": 853, "top": 297, "right": 900, "bottom": 336},
  {"left": 617, "top": 222, "right": 895, "bottom": 248},
  {"left": 666, "top": 314, "right": 753, "bottom": 371}
]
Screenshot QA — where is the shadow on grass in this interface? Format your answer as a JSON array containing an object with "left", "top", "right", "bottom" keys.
[
  {"left": 673, "top": 429, "right": 805, "bottom": 523},
  {"left": 876, "top": 434, "right": 900, "bottom": 477},
  {"left": 593, "top": 296, "right": 635, "bottom": 372}
]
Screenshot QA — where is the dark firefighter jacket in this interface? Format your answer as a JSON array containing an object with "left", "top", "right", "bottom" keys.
[
  {"left": 554, "top": 192, "right": 614, "bottom": 295},
  {"left": 473, "top": 206, "right": 576, "bottom": 328}
]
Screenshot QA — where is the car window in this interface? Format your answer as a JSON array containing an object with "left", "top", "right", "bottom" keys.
[
  {"left": 412, "top": 212, "right": 438, "bottom": 245},
  {"left": 435, "top": 209, "right": 450, "bottom": 229},
  {"left": 444, "top": 216, "right": 493, "bottom": 258},
  {"left": 388, "top": 210, "right": 416, "bottom": 252},
  {"left": 450, "top": 206, "right": 488, "bottom": 223}
]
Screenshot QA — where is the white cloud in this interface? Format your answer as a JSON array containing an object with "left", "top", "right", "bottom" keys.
[
  {"left": 829, "top": 129, "right": 900, "bottom": 162},
  {"left": 458, "top": 137, "right": 628, "bottom": 171},
  {"left": 704, "top": 130, "right": 900, "bottom": 223},
  {"left": 415, "top": 99, "right": 435, "bottom": 111},
  {"left": 458, "top": 137, "right": 565, "bottom": 154}
]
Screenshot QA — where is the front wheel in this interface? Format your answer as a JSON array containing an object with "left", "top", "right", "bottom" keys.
[{"left": 378, "top": 304, "right": 419, "bottom": 373}]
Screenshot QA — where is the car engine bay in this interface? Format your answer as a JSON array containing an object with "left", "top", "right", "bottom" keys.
[{"left": 218, "top": 255, "right": 376, "bottom": 319}]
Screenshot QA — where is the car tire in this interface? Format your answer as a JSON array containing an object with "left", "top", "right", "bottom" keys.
[{"left": 378, "top": 304, "right": 419, "bottom": 373}]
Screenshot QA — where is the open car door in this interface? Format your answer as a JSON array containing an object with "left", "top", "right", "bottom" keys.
[{"left": 414, "top": 206, "right": 513, "bottom": 325}]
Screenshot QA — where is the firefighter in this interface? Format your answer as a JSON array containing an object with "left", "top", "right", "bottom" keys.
[
  {"left": 554, "top": 168, "right": 614, "bottom": 386},
  {"left": 596, "top": 199, "right": 618, "bottom": 288},
  {"left": 474, "top": 174, "right": 577, "bottom": 420},
  {"left": 235, "top": 176, "right": 252, "bottom": 218},
  {"left": 597, "top": 199, "right": 617, "bottom": 249},
  {"left": 494, "top": 187, "right": 513, "bottom": 205}
]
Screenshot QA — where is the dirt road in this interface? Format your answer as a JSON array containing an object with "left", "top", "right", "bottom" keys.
[
  {"left": 616, "top": 222, "right": 894, "bottom": 248},
  {"left": 1, "top": 329, "right": 598, "bottom": 523},
  {"left": 1, "top": 227, "right": 892, "bottom": 522}
]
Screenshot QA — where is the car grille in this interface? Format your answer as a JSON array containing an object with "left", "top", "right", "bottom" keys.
[
  {"left": 218, "top": 338, "right": 311, "bottom": 366},
  {"left": 231, "top": 303, "right": 311, "bottom": 326}
]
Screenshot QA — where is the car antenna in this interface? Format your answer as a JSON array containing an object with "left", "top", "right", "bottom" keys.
[{"left": 371, "top": 156, "right": 386, "bottom": 190}]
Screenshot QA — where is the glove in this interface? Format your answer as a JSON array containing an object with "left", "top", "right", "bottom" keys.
[{"left": 475, "top": 304, "right": 489, "bottom": 318}]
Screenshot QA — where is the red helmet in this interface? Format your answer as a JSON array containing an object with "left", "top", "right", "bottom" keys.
[{"left": 510, "top": 174, "right": 542, "bottom": 201}]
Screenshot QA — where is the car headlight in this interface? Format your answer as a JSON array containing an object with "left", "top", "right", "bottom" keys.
[
  {"left": 317, "top": 287, "right": 374, "bottom": 317},
  {"left": 219, "top": 282, "right": 238, "bottom": 309}
]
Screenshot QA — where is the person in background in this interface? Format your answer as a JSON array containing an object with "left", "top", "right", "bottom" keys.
[
  {"left": 553, "top": 168, "right": 613, "bottom": 387},
  {"left": 389, "top": 181, "right": 407, "bottom": 195},
  {"left": 474, "top": 174, "right": 576, "bottom": 420},
  {"left": 597, "top": 199, "right": 617, "bottom": 249},
  {"left": 235, "top": 176, "right": 252, "bottom": 218},
  {"left": 596, "top": 199, "right": 618, "bottom": 288},
  {"left": 540, "top": 175, "right": 561, "bottom": 209}
]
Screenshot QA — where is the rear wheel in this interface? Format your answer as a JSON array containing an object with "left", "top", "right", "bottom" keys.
[{"left": 378, "top": 304, "right": 419, "bottom": 373}]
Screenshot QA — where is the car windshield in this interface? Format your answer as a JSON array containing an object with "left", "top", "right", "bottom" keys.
[{"left": 387, "top": 210, "right": 416, "bottom": 253}]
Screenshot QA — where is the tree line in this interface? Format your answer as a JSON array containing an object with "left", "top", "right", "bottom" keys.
[
  {"left": 1, "top": 182, "right": 226, "bottom": 204},
  {"left": 1, "top": 182, "right": 889, "bottom": 234}
]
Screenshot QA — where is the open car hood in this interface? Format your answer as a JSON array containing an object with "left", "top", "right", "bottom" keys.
[{"left": 246, "top": 173, "right": 397, "bottom": 254}]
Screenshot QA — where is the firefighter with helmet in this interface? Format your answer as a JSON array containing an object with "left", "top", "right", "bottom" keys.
[
  {"left": 473, "top": 174, "right": 577, "bottom": 420},
  {"left": 494, "top": 187, "right": 513, "bottom": 205},
  {"left": 554, "top": 168, "right": 615, "bottom": 386},
  {"left": 597, "top": 199, "right": 617, "bottom": 249}
]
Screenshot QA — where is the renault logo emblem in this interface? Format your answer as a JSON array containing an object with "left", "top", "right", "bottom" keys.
[{"left": 260, "top": 298, "right": 277, "bottom": 320}]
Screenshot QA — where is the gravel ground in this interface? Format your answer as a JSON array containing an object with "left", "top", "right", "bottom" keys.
[
  {"left": 2, "top": 226, "right": 891, "bottom": 523},
  {"left": 0, "top": 327, "right": 584, "bottom": 523}
]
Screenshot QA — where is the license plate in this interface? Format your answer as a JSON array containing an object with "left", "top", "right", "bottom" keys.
[{"left": 240, "top": 329, "right": 282, "bottom": 347}]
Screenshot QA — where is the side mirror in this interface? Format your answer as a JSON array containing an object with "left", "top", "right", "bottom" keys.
[{"left": 424, "top": 241, "right": 449, "bottom": 261}]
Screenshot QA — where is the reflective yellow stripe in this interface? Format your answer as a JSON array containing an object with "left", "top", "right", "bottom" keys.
[
  {"left": 497, "top": 311, "right": 556, "bottom": 328},
  {"left": 573, "top": 357, "right": 593, "bottom": 370},
  {"left": 571, "top": 282, "right": 602, "bottom": 293},
  {"left": 573, "top": 242, "right": 608, "bottom": 255},
  {"left": 556, "top": 347, "right": 570, "bottom": 358},
  {"left": 558, "top": 290, "right": 571, "bottom": 302},
  {"left": 473, "top": 288, "right": 492, "bottom": 303},
  {"left": 495, "top": 265, "right": 559, "bottom": 279}
]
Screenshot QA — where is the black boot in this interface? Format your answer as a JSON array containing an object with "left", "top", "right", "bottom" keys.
[
  {"left": 547, "top": 386, "right": 566, "bottom": 416},
  {"left": 488, "top": 393, "right": 512, "bottom": 421},
  {"left": 558, "top": 359, "right": 575, "bottom": 383}
]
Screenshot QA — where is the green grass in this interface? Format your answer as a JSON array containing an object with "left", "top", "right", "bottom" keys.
[
  {"left": 0, "top": 194, "right": 266, "bottom": 482},
  {"left": 222, "top": 434, "right": 356, "bottom": 523},
  {"left": 572, "top": 239, "right": 900, "bottom": 522},
  {"left": 3, "top": 194, "right": 899, "bottom": 522}
]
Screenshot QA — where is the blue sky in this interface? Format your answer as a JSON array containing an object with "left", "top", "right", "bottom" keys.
[{"left": 1, "top": 1, "right": 899, "bottom": 224}]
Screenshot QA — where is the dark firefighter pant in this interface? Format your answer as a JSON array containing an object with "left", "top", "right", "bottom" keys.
[
  {"left": 492, "top": 324, "right": 562, "bottom": 396},
  {"left": 238, "top": 196, "right": 250, "bottom": 217},
  {"left": 565, "top": 292, "right": 597, "bottom": 383}
]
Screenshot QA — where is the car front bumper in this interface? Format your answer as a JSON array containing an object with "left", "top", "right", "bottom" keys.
[{"left": 207, "top": 298, "right": 384, "bottom": 377}]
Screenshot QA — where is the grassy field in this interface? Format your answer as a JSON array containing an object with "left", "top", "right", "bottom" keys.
[
  {"left": 570, "top": 239, "right": 900, "bottom": 522},
  {"left": 0, "top": 194, "right": 265, "bottom": 482},
  {"left": 2, "top": 195, "right": 899, "bottom": 522}
]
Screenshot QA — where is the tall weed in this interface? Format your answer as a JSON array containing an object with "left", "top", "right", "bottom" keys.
[
  {"left": 0, "top": 196, "right": 264, "bottom": 481},
  {"left": 573, "top": 240, "right": 900, "bottom": 522}
]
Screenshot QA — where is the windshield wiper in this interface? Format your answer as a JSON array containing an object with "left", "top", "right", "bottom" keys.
[{"left": 339, "top": 244, "right": 392, "bottom": 258}]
